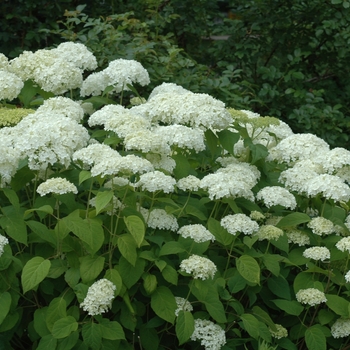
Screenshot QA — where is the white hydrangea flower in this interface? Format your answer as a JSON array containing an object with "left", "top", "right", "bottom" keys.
[
  {"left": 0, "top": 69, "right": 24, "bottom": 101},
  {"left": 255, "top": 225, "right": 284, "bottom": 241},
  {"left": 220, "top": 214, "right": 259, "bottom": 236},
  {"left": 0, "top": 53, "right": 9, "bottom": 70},
  {"left": 53, "top": 42, "right": 97, "bottom": 71},
  {"left": 0, "top": 234, "right": 9, "bottom": 257},
  {"left": 148, "top": 82, "right": 189, "bottom": 100},
  {"left": 180, "top": 254, "right": 217, "bottom": 280},
  {"left": 153, "top": 125, "right": 205, "bottom": 152},
  {"left": 175, "top": 297, "right": 193, "bottom": 317},
  {"left": 313, "top": 147, "right": 350, "bottom": 174},
  {"left": 285, "top": 229, "right": 310, "bottom": 246},
  {"left": 331, "top": 318, "right": 350, "bottom": 338},
  {"left": 345, "top": 270, "right": 350, "bottom": 283},
  {"left": 37, "top": 177, "right": 78, "bottom": 196},
  {"left": 177, "top": 175, "right": 201, "bottom": 191},
  {"left": 80, "top": 71, "right": 108, "bottom": 97},
  {"left": 267, "top": 133, "right": 330, "bottom": 164},
  {"left": 303, "top": 246, "right": 330, "bottom": 261},
  {"left": 335, "top": 237, "right": 350, "bottom": 253},
  {"left": 256, "top": 186, "right": 296, "bottom": 209},
  {"left": 146, "top": 154, "right": 176, "bottom": 173},
  {"left": 269, "top": 324, "right": 288, "bottom": 339},
  {"left": 296, "top": 288, "right": 327, "bottom": 306},
  {"left": 135, "top": 171, "right": 176, "bottom": 193},
  {"left": 80, "top": 279, "right": 116, "bottom": 316},
  {"left": 104, "top": 177, "right": 130, "bottom": 188},
  {"left": 190, "top": 319, "right": 226, "bottom": 350},
  {"left": 250, "top": 211, "right": 266, "bottom": 221},
  {"left": 335, "top": 165, "right": 350, "bottom": 184},
  {"left": 139, "top": 207, "right": 178, "bottom": 231},
  {"left": 307, "top": 217, "right": 334, "bottom": 236},
  {"left": 305, "top": 174, "right": 350, "bottom": 202},
  {"left": 178, "top": 224, "right": 215, "bottom": 243},
  {"left": 36, "top": 97, "right": 85, "bottom": 122}
]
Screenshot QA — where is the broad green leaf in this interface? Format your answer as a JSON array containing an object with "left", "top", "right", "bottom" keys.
[
  {"left": 262, "top": 254, "right": 281, "bottom": 276},
  {"left": 1, "top": 188, "right": 20, "bottom": 210},
  {"left": 276, "top": 213, "right": 310, "bottom": 228},
  {"left": 176, "top": 311, "right": 195, "bottom": 345},
  {"left": 159, "top": 241, "right": 186, "bottom": 256},
  {"left": 104, "top": 269, "right": 123, "bottom": 296},
  {"left": 272, "top": 299, "right": 304, "bottom": 316},
  {"left": 118, "top": 256, "right": 145, "bottom": 289},
  {"left": 47, "top": 258, "right": 67, "bottom": 279},
  {"left": 184, "top": 205, "right": 207, "bottom": 221},
  {"left": 99, "top": 319, "right": 125, "bottom": 340},
  {"left": 318, "top": 309, "right": 334, "bottom": 326},
  {"left": 143, "top": 274, "right": 157, "bottom": 295},
  {"left": 24, "top": 205, "right": 53, "bottom": 218},
  {"left": 208, "top": 218, "right": 234, "bottom": 246},
  {"left": 0, "top": 207, "right": 27, "bottom": 244},
  {"left": 79, "top": 255, "right": 105, "bottom": 283},
  {"left": 117, "top": 234, "right": 138, "bottom": 266},
  {"left": 36, "top": 334, "right": 58, "bottom": 350},
  {"left": 217, "top": 129, "right": 240, "bottom": 155},
  {"left": 252, "top": 306, "right": 277, "bottom": 331},
  {"left": 325, "top": 294, "right": 350, "bottom": 317},
  {"left": 162, "top": 265, "right": 178, "bottom": 285},
  {"left": 26, "top": 220, "right": 56, "bottom": 245},
  {"left": 124, "top": 215, "right": 145, "bottom": 248},
  {"left": 248, "top": 143, "right": 268, "bottom": 164},
  {"left": 205, "top": 129, "right": 221, "bottom": 158},
  {"left": 82, "top": 323, "right": 103, "bottom": 350},
  {"left": 34, "top": 308, "right": 50, "bottom": 337},
  {"left": 236, "top": 255, "right": 260, "bottom": 285},
  {"left": 46, "top": 298, "right": 67, "bottom": 331},
  {"left": 172, "top": 154, "right": 197, "bottom": 179},
  {"left": 21, "top": 257, "right": 51, "bottom": 293},
  {"left": 79, "top": 170, "right": 91, "bottom": 185},
  {"left": 305, "top": 325, "right": 327, "bottom": 350},
  {"left": 227, "top": 273, "right": 246, "bottom": 294},
  {"left": 267, "top": 275, "right": 291, "bottom": 300},
  {"left": 139, "top": 326, "right": 159, "bottom": 350},
  {"left": 0, "top": 292, "right": 11, "bottom": 325},
  {"left": 240, "top": 314, "right": 260, "bottom": 339},
  {"left": 94, "top": 190, "right": 114, "bottom": 215},
  {"left": 151, "top": 286, "right": 176, "bottom": 324},
  {"left": 57, "top": 331, "right": 79, "bottom": 350},
  {"left": 52, "top": 316, "right": 78, "bottom": 339}
]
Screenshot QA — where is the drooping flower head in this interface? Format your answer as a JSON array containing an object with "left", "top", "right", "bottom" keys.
[{"left": 335, "top": 237, "right": 350, "bottom": 254}]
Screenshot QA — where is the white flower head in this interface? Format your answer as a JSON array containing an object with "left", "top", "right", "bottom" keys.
[
  {"left": 178, "top": 224, "right": 215, "bottom": 243},
  {"left": 0, "top": 70, "right": 24, "bottom": 101},
  {"left": 37, "top": 177, "right": 78, "bottom": 196},
  {"left": 303, "top": 246, "right": 330, "bottom": 261},
  {"left": 256, "top": 186, "right": 297, "bottom": 209},
  {"left": 269, "top": 324, "right": 288, "bottom": 339},
  {"left": 336, "top": 237, "right": 350, "bottom": 253},
  {"left": 255, "top": 225, "right": 284, "bottom": 241},
  {"left": 139, "top": 207, "right": 178, "bottom": 231},
  {"left": 331, "top": 318, "right": 350, "bottom": 338},
  {"left": 177, "top": 175, "right": 201, "bottom": 191},
  {"left": 135, "top": 171, "right": 176, "bottom": 193},
  {"left": 146, "top": 154, "right": 176, "bottom": 173},
  {"left": 307, "top": 217, "right": 334, "bottom": 236},
  {"left": 296, "top": 288, "right": 327, "bottom": 306},
  {"left": 345, "top": 270, "right": 350, "bottom": 283},
  {"left": 285, "top": 228, "right": 310, "bottom": 246},
  {"left": 220, "top": 214, "right": 259, "bottom": 236},
  {"left": 190, "top": 319, "right": 226, "bottom": 350},
  {"left": 175, "top": 297, "right": 193, "bottom": 317},
  {"left": 180, "top": 254, "right": 217, "bottom": 280},
  {"left": 80, "top": 279, "right": 116, "bottom": 316},
  {"left": 0, "top": 234, "right": 9, "bottom": 257}
]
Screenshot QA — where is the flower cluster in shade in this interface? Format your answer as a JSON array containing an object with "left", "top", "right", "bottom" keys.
[
  {"left": 331, "top": 319, "right": 350, "bottom": 338},
  {"left": 177, "top": 224, "right": 215, "bottom": 243},
  {"left": 80, "top": 279, "right": 116, "bottom": 316},
  {"left": 0, "top": 234, "right": 9, "bottom": 257},
  {"left": 36, "top": 177, "right": 78, "bottom": 196},
  {"left": 190, "top": 319, "right": 226, "bottom": 350},
  {"left": 180, "top": 255, "right": 217, "bottom": 280},
  {"left": 174, "top": 297, "right": 193, "bottom": 317},
  {"left": 295, "top": 288, "right": 327, "bottom": 306},
  {"left": 269, "top": 324, "right": 288, "bottom": 339}
]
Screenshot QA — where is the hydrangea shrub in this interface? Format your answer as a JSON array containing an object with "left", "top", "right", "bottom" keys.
[{"left": 0, "top": 42, "right": 350, "bottom": 349}]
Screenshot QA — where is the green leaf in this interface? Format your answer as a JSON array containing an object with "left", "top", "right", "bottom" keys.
[
  {"left": 79, "top": 255, "right": 105, "bottom": 283},
  {"left": 24, "top": 205, "right": 53, "bottom": 218},
  {"left": 57, "top": 331, "right": 79, "bottom": 350},
  {"left": 252, "top": 306, "right": 277, "bottom": 331},
  {"left": 26, "top": 220, "right": 56, "bottom": 245},
  {"left": 143, "top": 274, "right": 157, "bottom": 295},
  {"left": 305, "top": 325, "right": 327, "bottom": 350},
  {"left": 117, "top": 234, "right": 138, "bottom": 266},
  {"left": 208, "top": 218, "right": 234, "bottom": 246},
  {"left": 0, "top": 292, "right": 11, "bottom": 325},
  {"left": 176, "top": 311, "right": 195, "bottom": 345},
  {"left": 36, "top": 334, "right": 58, "bottom": 350},
  {"left": 82, "top": 323, "right": 103, "bottom": 350},
  {"left": 240, "top": 314, "right": 260, "bottom": 339},
  {"left": 99, "top": 319, "right": 125, "bottom": 340},
  {"left": 104, "top": 269, "right": 123, "bottom": 296},
  {"left": 236, "top": 255, "right": 260, "bottom": 285},
  {"left": 1, "top": 188, "right": 20, "bottom": 210},
  {"left": 52, "top": 316, "right": 78, "bottom": 339},
  {"left": 139, "top": 326, "right": 159, "bottom": 350},
  {"left": 325, "top": 294, "right": 350, "bottom": 317},
  {"left": 124, "top": 215, "right": 145, "bottom": 248},
  {"left": 118, "top": 256, "right": 145, "bottom": 289},
  {"left": 267, "top": 275, "right": 291, "bottom": 300},
  {"left": 34, "top": 308, "right": 50, "bottom": 337},
  {"left": 0, "top": 207, "right": 27, "bottom": 244},
  {"left": 151, "top": 286, "right": 176, "bottom": 324},
  {"left": 159, "top": 241, "right": 186, "bottom": 256},
  {"left": 94, "top": 190, "right": 114, "bottom": 215},
  {"left": 276, "top": 213, "right": 310, "bottom": 228},
  {"left": 46, "top": 298, "right": 67, "bottom": 332},
  {"left": 217, "top": 129, "right": 240, "bottom": 155},
  {"left": 162, "top": 265, "right": 178, "bottom": 285},
  {"left": 271, "top": 299, "right": 304, "bottom": 316},
  {"left": 262, "top": 254, "right": 281, "bottom": 276},
  {"left": 21, "top": 257, "right": 51, "bottom": 293},
  {"left": 79, "top": 170, "right": 91, "bottom": 185}
]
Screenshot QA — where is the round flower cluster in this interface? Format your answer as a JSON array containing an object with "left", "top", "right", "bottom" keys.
[
  {"left": 180, "top": 255, "right": 217, "bottom": 280},
  {"left": 174, "top": 297, "right": 193, "bottom": 317},
  {"left": 303, "top": 246, "right": 330, "bottom": 261},
  {"left": 285, "top": 229, "right": 310, "bottom": 246},
  {"left": 295, "top": 288, "right": 327, "bottom": 306},
  {"left": 256, "top": 186, "right": 296, "bottom": 209},
  {"left": 255, "top": 225, "right": 284, "bottom": 241},
  {"left": 345, "top": 270, "right": 350, "bottom": 283},
  {"left": 190, "top": 319, "right": 226, "bottom": 350},
  {"left": 139, "top": 207, "right": 179, "bottom": 232},
  {"left": 80, "top": 279, "right": 116, "bottom": 316},
  {"left": 331, "top": 318, "right": 350, "bottom": 338},
  {"left": 178, "top": 224, "right": 215, "bottom": 243},
  {"left": 269, "top": 324, "right": 288, "bottom": 339},
  {"left": 135, "top": 171, "right": 176, "bottom": 193},
  {"left": 36, "top": 177, "right": 78, "bottom": 196},
  {"left": 314, "top": 147, "right": 350, "bottom": 174},
  {"left": 0, "top": 69, "right": 24, "bottom": 101},
  {"left": 307, "top": 217, "right": 334, "bottom": 236},
  {"left": 0, "top": 234, "right": 9, "bottom": 257},
  {"left": 250, "top": 211, "right": 266, "bottom": 221},
  {"left": 148, "top": 82, "right": 189, "bottom": 100},
  {"left": 146, "top": 154, "right": 176, "bottom": 173},
  {"left": 336, "top": 237, "right": 350, "bottom": 253},
  {"left": 177, "top": 175, "right": 201, "bottom": 191},
  {"left": 220, "top": 214, "right": 259, "bottom": 236},
  {"left": 0, "top": 53, "right": 8, "bottom": 69}
]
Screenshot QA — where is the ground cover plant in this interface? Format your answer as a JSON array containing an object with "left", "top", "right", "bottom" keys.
[{"left": 1, "top": 42, "right": 350, "bottom": 350}]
